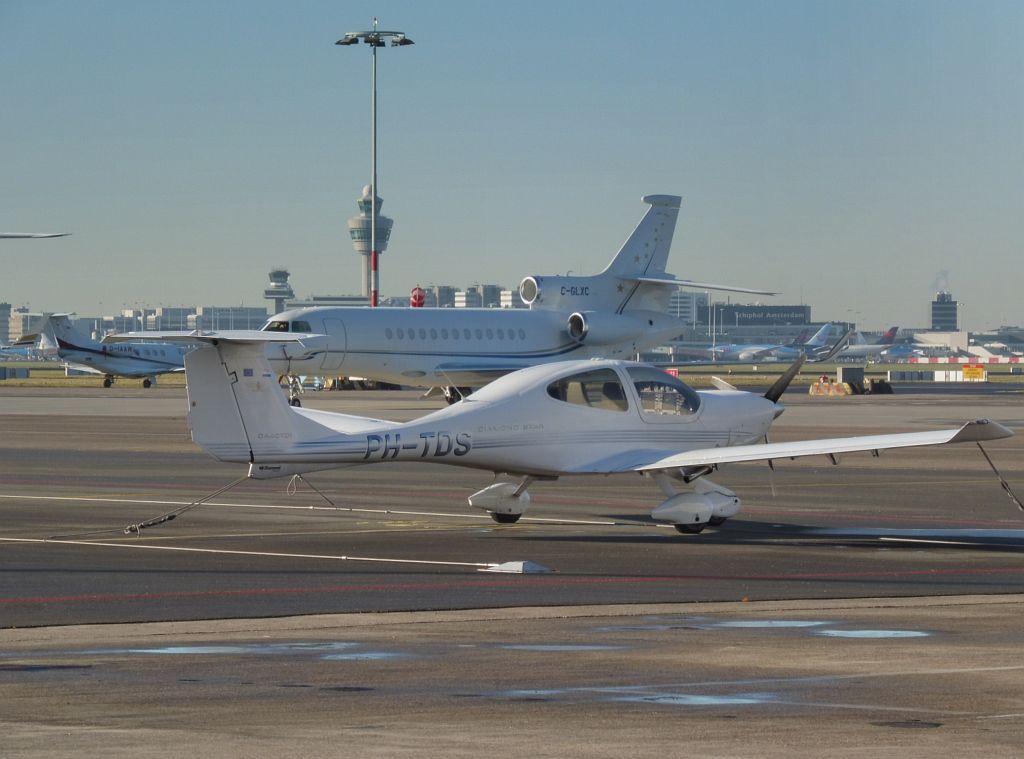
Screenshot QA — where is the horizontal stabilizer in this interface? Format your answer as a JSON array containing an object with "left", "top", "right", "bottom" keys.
[{"left": 625, "top": 276, "right": 777, "bottom": 296}]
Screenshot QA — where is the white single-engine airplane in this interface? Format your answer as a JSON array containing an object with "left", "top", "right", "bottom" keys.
[
  {"left": 173, "top": 333, "right": 1019, "bottom": 534},
  {"left": 47, "top": 314, "right": 189, "bottom": 387},
  {"left": 121, "top": 195, "right": 775, "bottom": 404}
]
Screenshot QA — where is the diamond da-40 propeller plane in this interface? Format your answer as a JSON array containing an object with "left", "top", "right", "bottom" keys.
[{"left": 164, "top": 333, "right": 1018, "bottom": 534}]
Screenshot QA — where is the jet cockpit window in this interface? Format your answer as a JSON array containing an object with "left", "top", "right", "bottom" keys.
[
  {"left": 627, "top": 366, "right": 702, "bottom": 415},
  {"left": 261, "top": 319, "right": 313, "bottom": 333},
  {"left": 546, "top": 369, "right": 629, "bottom": 412}
]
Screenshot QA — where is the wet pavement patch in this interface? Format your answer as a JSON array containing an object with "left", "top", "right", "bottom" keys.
[
  {"left": 499, "top": 644, "right": 626, "bottom": 652},
  {"left": 815, "top": 629, "right": 930, "bottom": 639},
  {"left": 84, "top": 642, "right": 361, "bottom": 656},
  {"left": 0, "top": 663, "right": 93, "bottom": 673},
  {"left": 320, "top": 686, "right": 373, "bottom": 693},
  {"left": 322, "top": 651, "right": 412, "bottom": 661},
  {"left": 708, "top": 620, "right": 829, "bottom": 629},
  {"left": 872, "top": 720, "right": 943, "bottom": 729},
  {"left": 615, "top": 692, "right": 777, "bottom": 707}
]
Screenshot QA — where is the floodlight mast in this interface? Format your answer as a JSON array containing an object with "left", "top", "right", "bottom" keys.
[{"left": 336, "top": 19, "right": 414, "bottom": 307}]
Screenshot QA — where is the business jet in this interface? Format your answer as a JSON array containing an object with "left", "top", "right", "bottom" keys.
[
  {"left": 47, "top": 314, "right": 189, "bottom": 387},
  {"left": 211, "top": 195, "right": 775, "bottom": 403},
  {"left": 173, "top": 333, "right": 1018, "bottom": 535}
]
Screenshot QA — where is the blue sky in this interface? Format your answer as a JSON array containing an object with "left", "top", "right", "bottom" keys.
[{"left": 3, "top": 0, "right": 1022, "bottom": 329}]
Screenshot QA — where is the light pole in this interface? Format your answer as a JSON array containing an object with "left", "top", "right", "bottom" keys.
[{"left": 337, "top": 20, "right": 413, "bottom": 307}]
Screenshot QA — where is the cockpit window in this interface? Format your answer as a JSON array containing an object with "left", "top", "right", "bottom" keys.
[
  {"left": 546, "top": 369, "right": 628, "bottom": 412},
  {"left": 626, "top": 367, "right": 701, "bottom": 415},
  {"left": 261, "top": 319, "right": 313, "bottom": 333}
]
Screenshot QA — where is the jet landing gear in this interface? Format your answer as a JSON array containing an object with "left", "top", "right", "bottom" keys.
[
  {"left": 468, "top": 477, "right": 536, "bottom": 523},
  {"left": 103, "top": 375, "right": 114, "bottom": 388},
  {"left": 283, "top": 375, "right": 302, "bottom": 407},
  {"left": 443, "top": 386, "right": 473, "bottom": 405},
  {"left": 649, "top": 472, "right": 741, "bottom": 534}
]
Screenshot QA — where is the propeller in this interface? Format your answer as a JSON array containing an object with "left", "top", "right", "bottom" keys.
[{"left": 764, "top": 354, "right": 807, "bottom": 405}]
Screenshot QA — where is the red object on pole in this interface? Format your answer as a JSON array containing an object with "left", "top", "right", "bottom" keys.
[
  {"left": 371, "top": 249, "right": 379, "bottom": 307},
  {"left": 410, "top": 286, "right": 425, "bottom": 308}
]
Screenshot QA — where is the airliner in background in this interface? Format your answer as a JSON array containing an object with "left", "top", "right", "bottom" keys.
[
  {"left": 834, "top": 326, "right": 900, "bottom": 360},
  {"left": 46, "top": 314, "right": 188, "bottom": 387},
  {"left": 694, "top": 322, "right": 849, "bottom": 363}
]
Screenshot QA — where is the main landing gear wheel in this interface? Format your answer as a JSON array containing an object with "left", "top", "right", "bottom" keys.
[
  {"left": 674, "top": 523, "right": 706, "bottom": 534},
  {"left": 707, "top": 517, "right": 728, "bottom": 527},
  {"left": 491, "top": 512, "right": 522, "bottom": 524},
  {"left": 289, "top": 397, "right": 302, "bottom": 407},
  {"left": 102, "top": 377, "right": 113, "bottom": 388},
  {"left": 142, "top": 379, "right": 152, "bottom": 388}
]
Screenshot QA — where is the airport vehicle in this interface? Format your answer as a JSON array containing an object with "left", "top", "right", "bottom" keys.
[
  {"left": 178, "top": 333, "right": 1018, "bottom": 534},
  {"left": 47, "top": 314, "right": 189, "bottom": 387}
]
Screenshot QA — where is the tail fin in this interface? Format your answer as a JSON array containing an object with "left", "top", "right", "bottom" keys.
[
  {"left": 48, "top": 314, "right": 101, "bottom": 352},
  {"left": 804, "top": 323, "right": 838, "bottom": 349},
  {"left": 879, "top": 326, "right": 899, "bottom": 345},
  {"left": 186, "top": 342, "right": 331, "bottom": 463},
  {"left": 601, "top": 195, "right": 681, "bottom": 278},
  {"left": 186, "top": 338, "right": 394, "bottom": 466}
]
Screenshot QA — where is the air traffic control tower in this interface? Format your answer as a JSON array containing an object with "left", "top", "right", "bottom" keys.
[
  {"left": 347, "top": 185, "right": 393, "bottom": 299},
  {"left": 264, "top": 268, "right": 295, "bottom": 315}
]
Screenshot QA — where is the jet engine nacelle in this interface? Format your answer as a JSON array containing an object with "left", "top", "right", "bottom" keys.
[
  {"left": 651, "top": 487, "right": 741, "bottom": 527},
  {"left": 567, "top": 311, "right": 650, "bottom": 345}
]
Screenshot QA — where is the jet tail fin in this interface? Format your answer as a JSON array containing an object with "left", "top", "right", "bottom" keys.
[{"left": 602, "top": 195, "right": 681, "bottom": 278}]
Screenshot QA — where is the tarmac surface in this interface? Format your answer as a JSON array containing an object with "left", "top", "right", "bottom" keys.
[{"left": 1, "top": 384, "right": 1023, "bottom": 755}]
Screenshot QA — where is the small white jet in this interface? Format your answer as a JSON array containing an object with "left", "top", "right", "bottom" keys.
[
  {"left": 179, "top": 334, "right": 1018, "bottom": 534},
  {"left": 47, "top": 314, "right": 189, "bottom": 387}
]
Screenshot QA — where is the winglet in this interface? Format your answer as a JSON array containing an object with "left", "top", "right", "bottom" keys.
[{"left": 948, "top": 419, "right": 1014, "bottom": 443}]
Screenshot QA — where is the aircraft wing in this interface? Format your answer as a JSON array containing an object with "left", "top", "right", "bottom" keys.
[
  {"left": 107, "top": 330, "right": 325, "bottom": 345},
  {"left": 625, "top": 276, "right": 778, "bottom": 296},
  {"left": 0, "top": 232, "right": 70, "bottom": 239},
  {"left": 623, "top": 420, "right": 1012, "bottom": 473}
]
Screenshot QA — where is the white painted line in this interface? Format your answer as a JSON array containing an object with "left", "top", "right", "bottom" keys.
[
  {"left": 0, "top": 536, "right": 504, "bottom": 570},
  {"left": 0, "top": 492, "right": 646, "bottom": 528}
]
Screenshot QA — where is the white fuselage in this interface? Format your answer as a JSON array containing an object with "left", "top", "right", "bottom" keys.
[{"left": 263, "top": 307, "right": 686, "bottom": 387}]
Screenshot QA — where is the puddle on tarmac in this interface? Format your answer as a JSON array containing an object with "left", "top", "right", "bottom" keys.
[
  {"left": 815, "top": 629, "right": 930, "bottom": 639},
  {"left": 615, "top": 692, "right": 777, "bottom": 706},
  {"left": 87, "top": 642, "right": 360, "bottom": 656},
  {"left": 708, "top": 621, "right": 829, "bottom": 629},
  {"left": 321, "top": 651, "right": 412, "bottom": 661},
  {"left": 499, "top": 644, "right": 626, "bottom": 652}
]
